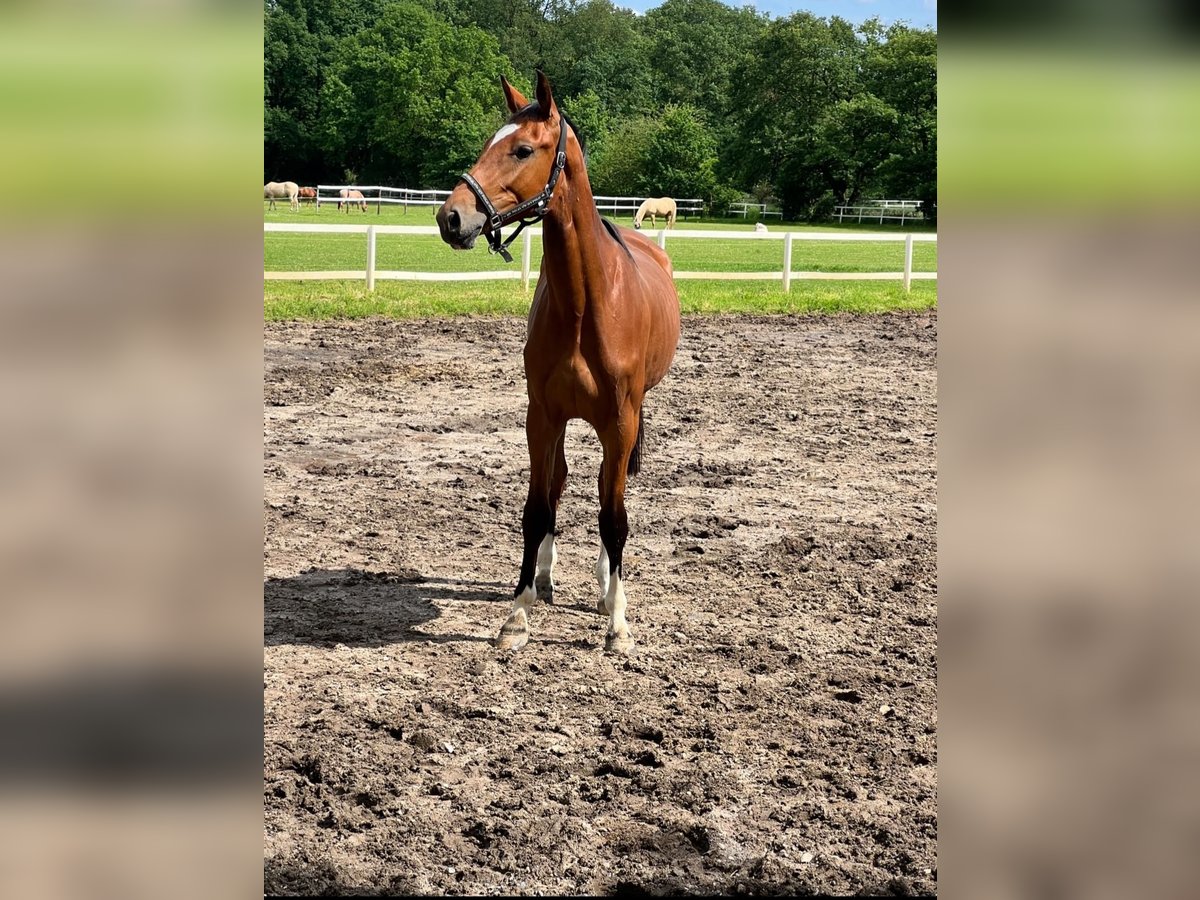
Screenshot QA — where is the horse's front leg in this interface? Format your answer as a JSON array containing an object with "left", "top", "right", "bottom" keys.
[
  {"left": 535, "top": 429, "right": 568, "bottom": 603},
  {"left": 497, "top": 406, "right": 561, "bottom": 651},
  {"left": 596, "top": 406, "right": 640, "bottom": 654}
]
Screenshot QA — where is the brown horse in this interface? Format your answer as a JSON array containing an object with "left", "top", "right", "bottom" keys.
[
  {"left": 338, "top": 188, "right": 367, "bottom": 212},
  {"left": 436, "top": 72, "right": 680, "bottom": 654},
  {"left": 297, "top": 186, "right": 317, "bottom": 204}
]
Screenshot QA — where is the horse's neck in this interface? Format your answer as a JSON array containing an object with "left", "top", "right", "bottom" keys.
[{"left": 540, "top": 150, "right": 613, "bottom": 318}]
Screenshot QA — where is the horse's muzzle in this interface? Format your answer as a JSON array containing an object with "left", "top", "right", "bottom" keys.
[{"left": 436, "top": 197, "right": 486, "bottom": 251}]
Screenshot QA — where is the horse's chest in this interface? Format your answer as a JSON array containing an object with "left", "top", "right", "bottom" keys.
[{"left": 527, "top": 349, "right": 602, "bottom": 415}]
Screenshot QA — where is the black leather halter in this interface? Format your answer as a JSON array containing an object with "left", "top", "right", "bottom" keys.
[{"left": 459, "top": 116, "right": 569, "bottom": 263}]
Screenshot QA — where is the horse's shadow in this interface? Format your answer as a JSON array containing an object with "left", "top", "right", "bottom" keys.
[{"left": 264, "top": 568, "right": 509, "bottom": 648}]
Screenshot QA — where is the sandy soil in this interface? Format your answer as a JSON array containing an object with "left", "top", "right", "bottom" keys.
[{"left": 264, "top": 311, "right": 937, "bottom": 896}]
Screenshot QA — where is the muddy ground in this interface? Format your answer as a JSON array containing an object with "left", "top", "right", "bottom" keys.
[{"left": 263, "top": 312, "right": 937, "bottom": 896}]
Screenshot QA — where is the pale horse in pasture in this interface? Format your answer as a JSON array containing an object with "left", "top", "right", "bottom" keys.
[
  {"left": 633, "top": 196, "right": 677, "bottom": 230},
  {"left": 264, "top": 181, "right": 300, "bottom": 212}
]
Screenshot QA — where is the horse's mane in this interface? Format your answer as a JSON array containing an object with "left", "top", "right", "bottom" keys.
[{"left": 601, "top": 216, "right": 634, "bottom": 260}]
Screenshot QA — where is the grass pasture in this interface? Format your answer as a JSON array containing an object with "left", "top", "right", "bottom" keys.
[{"left": 264, "top": 204, "right": 937, "bottom": 319}]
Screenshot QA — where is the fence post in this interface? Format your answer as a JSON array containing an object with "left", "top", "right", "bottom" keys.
[
  {"left": 366, "top": 225, "right": 377, "bottom": 292},
  {"left": 903, "top": 233, "right": 913, "bottom": 293},
  {"left": 782, "top": 232, "right": 794, "bottom": 293},
  {"left": 521, "top": 229, "right": 533, "bottom": 291},
  {"left": 658, "top": 229, "right": 667, "bottom": 251}
]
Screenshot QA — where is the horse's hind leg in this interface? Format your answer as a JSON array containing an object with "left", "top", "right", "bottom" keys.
[
  {"left": 596, "top": 405, "right": 641, "bottom": 654},
  {"left": 535, "top": 430, "right": 568, "bottom": 602},
  {"left": 497, "top": 408, "right": 560, "bottom": 650}
]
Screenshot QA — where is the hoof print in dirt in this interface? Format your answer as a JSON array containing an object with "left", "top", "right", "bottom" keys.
[{"left": 407, "top": 729, "right": 439, "bottom": 753}]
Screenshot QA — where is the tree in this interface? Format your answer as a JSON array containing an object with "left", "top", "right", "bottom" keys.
[
  {"left": 587, "top": 115, "right": 657, "bottom": 196},
  {"left": 727, "top": 13, "right": 863, "bottom": 214},
  {"left": 319, "top": 2, "right": 514, "bottom": 187},
  {"left": 642, "top": 0, "right": 766, "bottom": 118},
  {"left": 863, "top": 23, "right": 937, "bottom": 219},
  {"left": 560, "top": 88, "right": 610, "bottom": 162},
  {"left": 727, "top": 13, "right": 936, "bottom": 219},
  {"left": 812, "top": 95, "right": 902, "bottom": 204},
  {"left": 540, "top": 0, "right": 656, "bottom": 121},
  {"left": 637, "top": 104, "right": 718, "bottom": 201}
]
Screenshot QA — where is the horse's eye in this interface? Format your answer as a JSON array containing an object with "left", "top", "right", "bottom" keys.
[{"left": 513, "top": 146, "right": 534, "bottom": 160}]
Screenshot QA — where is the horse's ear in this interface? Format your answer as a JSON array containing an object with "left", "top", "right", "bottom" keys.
[
  {"left": 500, "top": 76, "right": 528, "bottom": 115},
  {"left": 534, "top": 70, "right": 557, "bottom": 120}
]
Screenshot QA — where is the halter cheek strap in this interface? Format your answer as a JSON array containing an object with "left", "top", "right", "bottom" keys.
[{"left": 458, "top": 118, "right": 569, "bottom": 263}]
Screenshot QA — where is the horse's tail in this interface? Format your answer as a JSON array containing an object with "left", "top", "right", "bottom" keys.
[{"left": 627, "top": 412, "right": 645, "bottom": 477}]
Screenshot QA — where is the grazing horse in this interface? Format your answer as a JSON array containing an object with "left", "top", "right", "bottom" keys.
[
  {"left": 264, "top": 181, "right": 299, "bottom": 212},
  {"left": 297, "top": 186, "right": 317, "bottom": 204},
  {"left": 633, "top": 196, "right": 677, "bottom": 230},
  {"left": 436, "top": 72, "right": 680, "bottom": 654},
  {"left": 338, "top": 188, "right": 368, "bottom": 213}
]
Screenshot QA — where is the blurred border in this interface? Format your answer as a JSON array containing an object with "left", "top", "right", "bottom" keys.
[
  {"left": 941, "top": 8, "right": 1200, "bottom": 898},
  {"left": 0, "top": 3, "right": 263, "bottom": 898}
]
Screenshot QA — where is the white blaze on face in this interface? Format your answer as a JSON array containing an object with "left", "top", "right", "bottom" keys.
[{"left": 488, "top": 124, "right": 519, "bottom": 148}]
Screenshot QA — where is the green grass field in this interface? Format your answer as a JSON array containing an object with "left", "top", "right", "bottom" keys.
[{"left": 264, "top": 205, "right": 937, "bottom": 319}]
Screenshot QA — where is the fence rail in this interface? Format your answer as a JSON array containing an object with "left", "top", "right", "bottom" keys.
[
  {"left": 728, "top": 202, "right": 784, "bottom": 219},
  {"left": 314, "top": 185, "right": 451, "bottom": 211},
  {"left": 835, "top": 201, "right": 927, "bottom": 225},
  {"left": 304, "top": 185, "right": 706, "bottom": 218},
  {"left": 264, "top": 223, "right": 936, "bottom": 293}
]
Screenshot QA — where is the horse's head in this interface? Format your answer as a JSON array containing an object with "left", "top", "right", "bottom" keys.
[{"left": 437, "top": 71, "right": 568, "bottom": 252}]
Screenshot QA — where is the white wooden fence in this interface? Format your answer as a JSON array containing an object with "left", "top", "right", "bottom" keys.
[
  {"left": 264, "top": 224, "right": 937, "bottom": 293},
  {"left": 314, "top": 185, "right": 451, "bottom": 211},
  {"left": 728, "top": 202, "right": 783, "bottom": 219},
  {"left": 307, "top": 185, "right": 706, "bottom": 219},
  {"left": 835, "top": 200, "right": 927, "bottom": 225}
]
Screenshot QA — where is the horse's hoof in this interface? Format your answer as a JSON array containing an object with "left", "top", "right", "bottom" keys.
[
  {"left": 495, "top": 622, "right": 529, "bottom": 652},
  {"left": 604, "top": 632, "right": 634, "bottom": 655},
  {"left": 596, "top": 598, "right": 609, "bottom": 616},
  {"left": 535, "top": 576, "right": 554, "bottom": 603}
]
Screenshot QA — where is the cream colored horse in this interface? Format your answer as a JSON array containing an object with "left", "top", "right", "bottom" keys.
[
  {"left": 633, "top": 196, "right": 677, "bottom": 229},
  {"left": 264, "top": 181, "right": 299, "bottom": 211}
]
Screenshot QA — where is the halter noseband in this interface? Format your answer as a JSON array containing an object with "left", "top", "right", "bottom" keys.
[{"left": 458, "top": 116, "right": 569, "bottom": 263}]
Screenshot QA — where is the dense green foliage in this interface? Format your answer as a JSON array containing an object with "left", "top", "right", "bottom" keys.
[{"left": 265, "top": 0, "right": 936, "bottom": 219}]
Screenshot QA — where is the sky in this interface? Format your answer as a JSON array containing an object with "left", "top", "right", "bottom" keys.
[{"left": 618, "top": 0, "right": 937, "bottom": 30}]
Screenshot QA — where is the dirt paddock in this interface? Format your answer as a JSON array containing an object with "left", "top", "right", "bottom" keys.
[{"left": 264, "top": 311, "right": 937, "bottom": 896}]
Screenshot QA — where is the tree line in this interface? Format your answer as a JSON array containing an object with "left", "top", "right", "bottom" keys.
[{"left": 265, "top": 0, "right": 936, "bottom": 220}]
